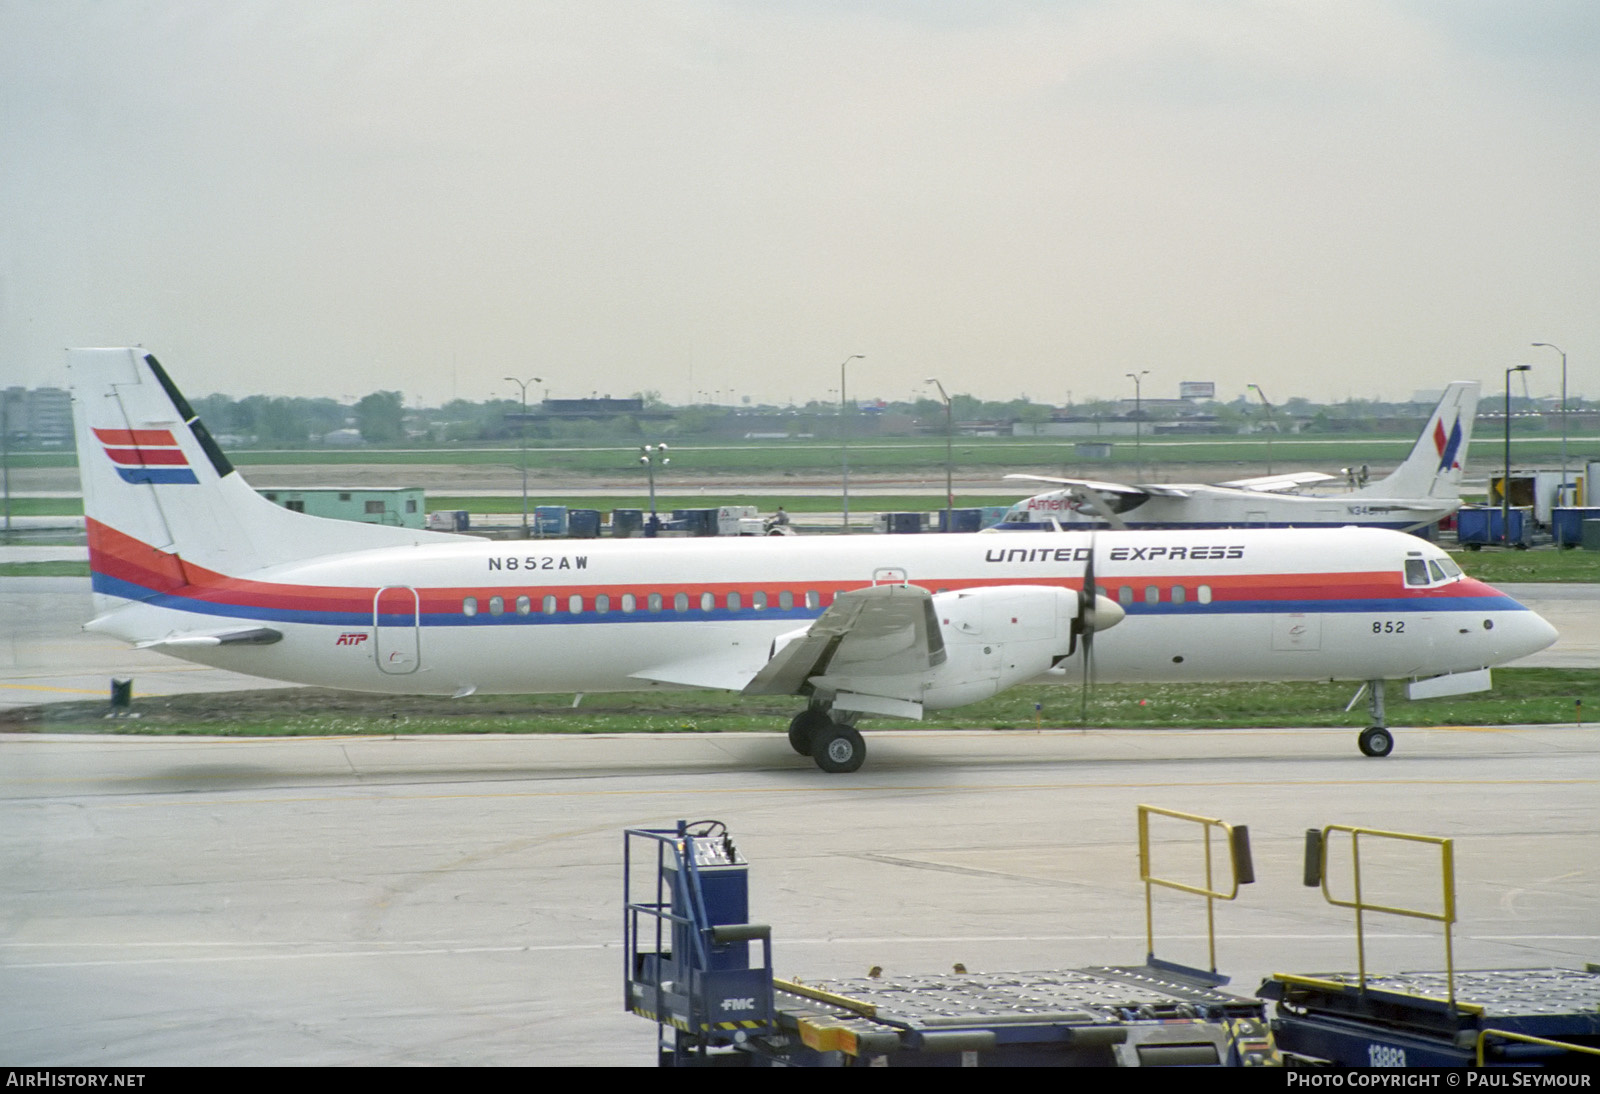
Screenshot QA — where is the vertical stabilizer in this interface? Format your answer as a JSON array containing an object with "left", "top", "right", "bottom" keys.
[
  {"left": 69, "top": 348, "right": 462, "bottom": 609},
  {"left": 1358, "top": 381, "right": 1480, "bottom": 500}
]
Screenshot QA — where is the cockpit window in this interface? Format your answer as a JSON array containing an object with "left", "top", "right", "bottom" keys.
[
  {"left": 1437, "top": 557, "right": 1462, "bottom": 578},
  {"left": 1404, "top": 559, "right": 1430, "bottom": 586},
  {"left": 1427, "top": 560, "right": 1448, "bottom": 582}
]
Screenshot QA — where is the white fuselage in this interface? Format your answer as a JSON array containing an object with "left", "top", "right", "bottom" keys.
[{"left": 87, "top": 526, "right": 1556, "bottom": 707}]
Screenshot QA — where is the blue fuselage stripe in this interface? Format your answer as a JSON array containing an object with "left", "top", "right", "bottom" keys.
[{"left": 94, "top": 572, "right": 1528, "bottom": 628}]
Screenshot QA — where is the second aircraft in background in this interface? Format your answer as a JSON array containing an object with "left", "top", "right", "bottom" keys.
[{"left": 998, "top": 382, "right": 1479, "bottom": 534}]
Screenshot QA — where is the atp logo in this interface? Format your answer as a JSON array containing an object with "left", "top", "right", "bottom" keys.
[
  {"left": 93, "top": 427, "right": 199, "bottom": 485},
  {"left": 336, "top": 633, "right": 369, "bottom": 646},
  {"left": 1433, "top": 414, "right": 1464, "bottom": 473}
]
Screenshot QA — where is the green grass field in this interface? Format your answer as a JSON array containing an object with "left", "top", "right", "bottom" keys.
[
  {"left": 427, "top": 494, "right": 1020, "bottom": 515},
  {"left": 11, "top": 430, "right": 1595, "bottom": 475},
  {"left": 4, "top": 669, "right": 1590, "bottom": 736}
]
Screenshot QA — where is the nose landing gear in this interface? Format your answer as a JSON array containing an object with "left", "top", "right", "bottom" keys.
[{"left": 1357, "top": 680, "right": 1395, "bottom": 757}]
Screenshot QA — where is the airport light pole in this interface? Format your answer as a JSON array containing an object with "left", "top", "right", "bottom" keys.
[
  {"left": 1247, "top": 383, "right": 1276, "bottom": 475},
  {"left": 926, "top": 377, "right": 954, "bottom": 530},
  {"left": 1532, "top": 342, "right": 1568, "bottom": 516},
  {"left": 1504, "top": 364, "right": 1531, "bottom": 547},
  {"left": 1126, "top": 370, "right": 1149, "bottom": 476},
  {"left": 641, "top": 444, "right": 669, "bottom": 536},
  {"left": 505, "top": 376, "right": 542, "bottom": 537},
  {"left": 1, "top": 389, "right": 11, "bottom": 542},
  {"left": 839, "top": 354, "right": 864, "bottom": 534}
]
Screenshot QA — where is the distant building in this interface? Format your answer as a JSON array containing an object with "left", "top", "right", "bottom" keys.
[
  {"left": 2, "top": 386, "right": 74, "bottom": 446},
  {"left": 257, "top": 487, "right": 425, "bottom": 529}
]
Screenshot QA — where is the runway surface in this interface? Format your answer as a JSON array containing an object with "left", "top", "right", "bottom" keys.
[{"left": 3, "top": 725, "right": 1598, "bottom": 1066}]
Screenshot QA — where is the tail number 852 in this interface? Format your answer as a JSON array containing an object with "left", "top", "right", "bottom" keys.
[{"left": 1372, "top": 620, "right": 1406, "bottom": 634}]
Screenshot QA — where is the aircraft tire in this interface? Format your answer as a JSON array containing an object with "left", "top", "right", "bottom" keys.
[
  {"left": 1358, "top": 726, "right": 1394, "bottom": 758},
  {"left": 813, "top": 725, "right": 866, "bottom": 773},
  {"left": 788, "top": 709, "right": 829, "bottom": 756}
]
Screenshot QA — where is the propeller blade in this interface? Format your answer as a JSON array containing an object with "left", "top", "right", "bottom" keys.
[{"left": 1080, "top": 534, "right": 1095, "bottom": 723}]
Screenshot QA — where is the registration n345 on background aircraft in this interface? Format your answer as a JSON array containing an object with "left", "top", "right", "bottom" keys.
[
  {"left": 70, "top": 351, "right": 1551, "bottom": 772},
  {"left": 999, "top": 381, "right": 1480, "bottom": 534}
]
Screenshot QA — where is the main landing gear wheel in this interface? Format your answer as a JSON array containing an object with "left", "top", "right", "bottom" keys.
[
  {"left": 1358, "top": 726, "right": 1394, "bottom": 758},
  {"left": 788, "top": 709, "right": 830, "bottom": 756},
  {"left": 813, "top": 726, "right": 866, "bottom": 774}
]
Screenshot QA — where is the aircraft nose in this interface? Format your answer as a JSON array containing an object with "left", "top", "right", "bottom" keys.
[{"left": 1496, "top": 601, "right": 1559, "bottom": 662}]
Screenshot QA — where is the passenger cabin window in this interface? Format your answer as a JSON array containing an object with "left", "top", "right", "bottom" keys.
[
  {"left": 488, "top": 596, "right": 504, "bottom": 616},
  {"left": 727, "top": 591, "right": 741, "bottom": 611},
  {"left": 1118, "top": 586, "right": 1133, "bottom": 607},
  {"left": 1404, "top": 559, "right": 1430, "bottom": 587},
  {"left": 805, "top": 590, "right": 820, "bottom": 609},
  {"left": 462, "top": 596, "right": 478, "bottom": 617},
  {"left": 648, "top": 593, "right": 663, "bottom": 612},
  {"left": 674, "top": 592, "right": 689, "bottom": 612},
  {"left": 700, "top": 592, "right": 714, "bottom": 611},
  {"left": 779, "top": 590, "right": 794, "bottom": 609},
  {"left": 622, "top": 593, "right": 636, "bottom": 613},
  {"left": 1171, "top": 586, "right": 1186, "bottom": 605},
  {"left": 595, "top": 594, "right": 610, "bottom": 614},
  {"left": 543, "top": 595, "right": 558, "bottom": 615},
  {"left": 1145, "top": 586, "right": 1160, "bottom": 605},
  {"left": 1197, "top": 585, "right": 1212, "bottom": 604},
  {"left": 568, "top": 594, "right": 583, "bottom": 613},
  {"left": 516, "top": 595, "right": 531, "bottom": 615},
  {"left": 752, "top": 591, "right": 768, "bottom": 610}
]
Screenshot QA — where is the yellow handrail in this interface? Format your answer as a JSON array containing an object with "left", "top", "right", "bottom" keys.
[
  {"left": 1137, "top": 804, "right": 1254, "bottom": 973},
  {"left": 1477, "top": 1028, "right": 1600, "bottom": 1065},
  {"left": 1315, "top": 825, "right": 1457, "bottom": 1005}
]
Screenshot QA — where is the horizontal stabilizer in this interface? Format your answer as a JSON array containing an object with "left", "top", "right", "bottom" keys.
[
  {"left": 134, "top": 626, "right": 283, "bottom": 649},
  {"left": 1217, "top": 471, "right": 1337, "bottom": 492}
]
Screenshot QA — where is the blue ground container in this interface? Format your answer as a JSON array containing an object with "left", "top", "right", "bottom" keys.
[
  {"left": 534, "top": 504, "right": 568, "bottom": 537},
  {"left": 882, "top": 512, "right": 925, "bottom": 534},
  {"left": 1456, "top": 505, "right": 1530, "bottom": 548},
  {"left": 936, "top": 507, "right": 984, "bottom": 533},
  {"left": 1551, "top": 507, "right": 1600, "bottom": 548},
  {"left": 611, "top": 508, "right": 643, "bottom": 537}
]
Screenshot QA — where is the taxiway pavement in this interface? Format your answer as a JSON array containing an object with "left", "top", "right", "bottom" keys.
[{"left": 2, "top": 725, "right": 1597, "bottom": 1065}]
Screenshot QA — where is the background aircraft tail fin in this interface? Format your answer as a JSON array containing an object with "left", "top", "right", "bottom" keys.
[
  {"left": 69, "top": 348, "right": 460, "bottom": 605},
  {"left": 1359, "top": 381, "right": 1480, "bottom": 499}
]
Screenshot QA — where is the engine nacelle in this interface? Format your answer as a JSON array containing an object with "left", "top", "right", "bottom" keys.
[
  {"left": 921, "top": 585, "right": 1081, "bottom": 708},
  {"left": 814, "top": 585, "right": 1082, "bottom": 711}
]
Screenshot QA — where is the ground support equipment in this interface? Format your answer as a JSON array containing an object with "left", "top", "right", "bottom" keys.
[
  {"left": 1261, "top": 966, "right": 1600, "bottom": 1068},
  {"left": 624, "top": 817, "right": 1276, "bottom": 1067},
  {"left": 765, "top": 964, "right": 1275, "bottom": 1066}
]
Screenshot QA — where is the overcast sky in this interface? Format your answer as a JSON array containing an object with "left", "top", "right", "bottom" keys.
[{"left": 3, "top": 1, "right": 1596, "bottom": 408}]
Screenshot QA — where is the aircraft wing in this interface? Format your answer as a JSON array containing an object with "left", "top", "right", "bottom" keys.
[
  {"left": 1003, "top": 474, "right": 1190, "bottom": 499},
  {"left": 629, "top": 646, "right": 774, "bottom": 692},
  {"left": 740, "top": 583, "right": 945, "bottom": 697},
  {"left": 1005, "top": 473, "right": 1146, "bottom": 498},
  {"left": 1216, "top": 471, "right": 1338, "bottom": 492}
]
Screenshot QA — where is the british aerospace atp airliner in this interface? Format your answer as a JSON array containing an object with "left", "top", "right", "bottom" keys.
[{"left": 69, "top": 350, "right": 1553, "bottom": 772}]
